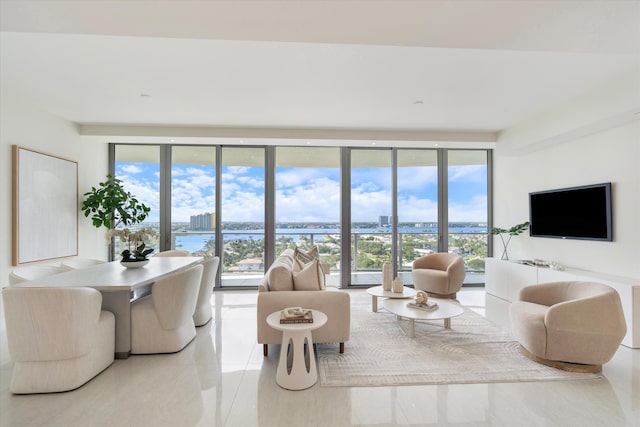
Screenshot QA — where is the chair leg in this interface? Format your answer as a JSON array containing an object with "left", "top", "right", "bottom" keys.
[
  {"left": 339, "top": 342, "right": 344, "bottom": 353},
  {"left": 263, "top": 344, "right": 268, "bottom": 357}
]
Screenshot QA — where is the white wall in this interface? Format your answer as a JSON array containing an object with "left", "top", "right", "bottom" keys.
[
  {"left": 493, "top": 72, "right": 640, "bottom": 280},
  {"left": 0, "top": 97, "right": 110, "bottom": 286}
]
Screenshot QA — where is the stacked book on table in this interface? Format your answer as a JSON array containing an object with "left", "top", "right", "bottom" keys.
[
  {"left": 407, "top": 301, "right": 439, "bottom": 311},
  {"left": 280, "top": 307, "right": 314, "bottom": 324}
]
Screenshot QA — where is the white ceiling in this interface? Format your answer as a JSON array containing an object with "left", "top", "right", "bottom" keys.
[{"left": 1, "top": 0, "right": 639, "bottom": 143}]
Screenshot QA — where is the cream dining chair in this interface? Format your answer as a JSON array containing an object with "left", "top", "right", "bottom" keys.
[
  {"left": 154, "top": 250, "right": 190, "bottom": 257},
  {"left": 8, "top": 265, "right": 67, "bottom": 285},
  {"left": 60, "top": 257, "right": 106, "bottom": 271},
  {"left": 2, "top": 286, "right": 115, "bottom": 394},
  {"left": 130, "top": 264, "right": 203, "bottom": 354},
  {"left": 193, "top": 256, "right": 220, "bottom": 327}
]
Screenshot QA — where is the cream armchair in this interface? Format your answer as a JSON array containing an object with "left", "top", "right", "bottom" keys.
[
  {"left": 2, "top": 287, "right": 115, "bottom": 394},
  {"left": 510, "top": 281, "right": 626, "bottom": 372},
  {"left": 411, "top": 253, "right": 466, "bottom": 298},
  {"left": 131, "top": 264, "right": 203, "bottom": 354},
  {"left": 193, "top": 256, "right": 220, "bottom": 327}
]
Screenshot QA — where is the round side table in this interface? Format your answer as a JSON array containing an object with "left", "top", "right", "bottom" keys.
[
  {"left": 366, "top": 285, "right": 417, "bottom": 312},
  {"left": 266, "top": 309, "right": 328, "bottom": 390}
]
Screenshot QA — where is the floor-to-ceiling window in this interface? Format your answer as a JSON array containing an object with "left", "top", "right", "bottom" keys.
[
  {"left": 447, "top": 150, "right": 489, "bottom": 284},
  {"left": 350, "top": 149, "right": 392, "bottom": 285},
  {"left": 275, "top": 147, "right": 341, "bottom": 284},
  {"left": 220, "top": 147, "right": 265, "bottom": 287},
  {"left": 112, "top": 145, "right": 160, "bottom": 259},
  {"left": 396, "top": 149, "right": 439, "bottom": 285},
  {"left": 170, "top": 146, "right": 217, "bottom": 257},
  {"left": 111, "top": 143, "right": 491, "bottom": 287}
]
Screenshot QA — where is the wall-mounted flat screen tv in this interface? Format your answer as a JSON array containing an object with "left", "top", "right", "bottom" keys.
[{"left": 529, "top": 182, "right": 612, "bottom": 241}]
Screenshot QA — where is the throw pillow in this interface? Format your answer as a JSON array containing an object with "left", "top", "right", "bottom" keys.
[
  {"left": 292, "top": 259, "right": 325, "bottom": 291},
  {"left": 294, "top": 246, "right": 318, "bottom": 264}
]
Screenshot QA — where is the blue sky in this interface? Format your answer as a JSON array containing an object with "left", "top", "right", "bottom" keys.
[{"left": 115, "top": 162, "right": 487, "bottom": 224}]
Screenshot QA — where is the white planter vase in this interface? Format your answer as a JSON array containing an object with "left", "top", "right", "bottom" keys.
[
  {"left": 382, "top": 262, "right": 392, "bottom": 291},
  {"left": 392, "top": 277, "right": 404, "bottom": 293}
]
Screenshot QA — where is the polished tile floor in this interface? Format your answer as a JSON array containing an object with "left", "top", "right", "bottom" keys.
[{"left": 1, "top": 289, "right": 638, "bottom": 426}]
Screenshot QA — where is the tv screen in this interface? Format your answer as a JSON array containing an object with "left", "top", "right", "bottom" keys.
[{"left": 529, "top": 183, "right": 612, "bottom": 241}]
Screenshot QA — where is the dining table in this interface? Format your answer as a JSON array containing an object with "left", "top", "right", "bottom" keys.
[{"left": 13, "top": 256, "right": 203, "bottom": 358}]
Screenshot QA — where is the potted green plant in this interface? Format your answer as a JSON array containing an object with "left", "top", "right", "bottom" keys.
[
  {"left": 490, "top": 221, "right": 529, "bottom": 260},
  {"left": 82, "top": 174, "right": 157, "bottom": 265}
]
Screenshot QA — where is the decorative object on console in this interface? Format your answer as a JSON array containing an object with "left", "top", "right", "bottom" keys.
[
  {"left": 521, "top": 259, "right": 564, "bottom": 271},
  {"left": 392, "top": 277, "right": 404, "bottom": 293},
  {"left": 382, "top": 262, "right": 392, "bottom": 291},
  {"left": 82, "top": 174, "right": 156, "bottom": 262},
  {"left": 490, "top": 221, "right": 529, "bottom": 260}
]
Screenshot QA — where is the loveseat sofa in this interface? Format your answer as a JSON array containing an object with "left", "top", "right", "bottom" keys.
[{"left": 257, "top": 248, "right": 350, "bottom": 356}]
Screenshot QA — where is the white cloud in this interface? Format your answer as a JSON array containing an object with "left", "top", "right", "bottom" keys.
[
  {"left": 449, "top": 165, "right": 486, "bottom": 182},
  {"left": 448, "top": 195, "right": 488, "bottom": 222},
  {"left": 117, "top": 162, "right": 487, "bottom": 225},
  {"left": 120, "top": 164, "right": 143, "bottom": 174}
]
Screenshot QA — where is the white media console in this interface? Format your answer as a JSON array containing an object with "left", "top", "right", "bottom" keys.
[{"left": 485, "top": 257, "right": 639, "bottom": 348}]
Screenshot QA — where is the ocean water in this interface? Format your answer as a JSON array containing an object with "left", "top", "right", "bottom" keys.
[{"left": 173, "top": 226, "right": 487, "bottom": 254}]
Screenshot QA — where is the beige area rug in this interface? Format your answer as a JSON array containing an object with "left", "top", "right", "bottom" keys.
[{"left": 316, "top": 292, "right": 602, "bottom": 387}]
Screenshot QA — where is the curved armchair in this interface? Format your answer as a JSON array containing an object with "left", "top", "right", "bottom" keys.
[
  {"left": 9, "top": 265, "right": 67, "bottom": 285},
  {"left": 131, "top": 264, "right": 203, "bottom": 354},
  {"left": 154, "top": 250, "right": 190, "bottom": 257},
  {"left": 510, "top": 281, "right": 626, "bottom": 372},
  {"left": 2, "top": 287, "right": 115, "bottom": 394},
  {"left": 193, "top": 257, "right": 220, "bottom": 326},
  {"left": 411, "top": 253, "right": 466, "bottom": 298},
  {"left": 60, "top": 258, "right": 105, "bottom": 271}
]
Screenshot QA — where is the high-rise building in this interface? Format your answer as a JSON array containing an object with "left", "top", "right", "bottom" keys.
[
  {"left": 190, "top": 212, "right": 216, "bottom": 231},
  {"left": 379, "top": 215, "right": 393, "bottom": 227}
]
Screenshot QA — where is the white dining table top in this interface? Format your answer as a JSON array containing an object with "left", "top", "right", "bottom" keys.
[{"left": 12, "top": 256, "right": 203, "bottom": 292}]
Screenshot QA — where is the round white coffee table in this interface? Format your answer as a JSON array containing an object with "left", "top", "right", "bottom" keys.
[
  {"left": 266, "top": 309, "right": 328, "bottom": 390},
  {"left": 366, "top": 285, "right": 417, "bottom": 312},
  {"left": 382, "top": 298, "right": 464, "bottom": 338}
]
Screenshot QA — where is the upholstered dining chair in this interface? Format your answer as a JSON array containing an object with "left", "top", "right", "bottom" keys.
[
  {"left": 8, "top": 265, "right": 67, "bottom": 285},
  {"left": 510, "top": 281, "right": 626, "bottom": 372},
  {"left": 154, "top": 250, "right": 190, "bottom": 257},
  {"left": 130, "top": 264, "right": 203, "bottom": 354},
  {"left": 60, "top": 257, "right": 106, "bottom": 271},
  {"left": 193, "top": 256, "right": 220, "bottom": 327},
  {"left": 411, "top": 253, "right": 466, "bottom": 298},
  {"left": 2, "top": 287, "right": 115, "bottom": 394}
]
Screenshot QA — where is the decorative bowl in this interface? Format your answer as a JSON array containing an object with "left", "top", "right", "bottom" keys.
[{"left": 120, "top": 259, "right": 149, "bottom": 269}]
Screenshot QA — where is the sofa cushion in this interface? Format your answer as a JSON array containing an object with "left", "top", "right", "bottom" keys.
[
  {"left": 294, "top": 246, "right": 318, "bottom": 264},
  {"left": 266, "top": 257, "right": 294, "bottom": 291},
  {"left": 293, "top": 259, "right": 325, "bottom": 291}
]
